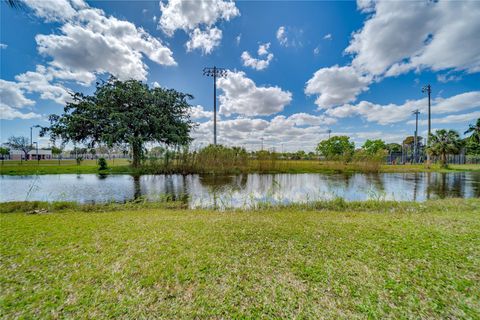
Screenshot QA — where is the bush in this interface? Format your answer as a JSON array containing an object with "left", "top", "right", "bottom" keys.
[{"left": 98, "top": 157, "right": 108, "bottom": 170}]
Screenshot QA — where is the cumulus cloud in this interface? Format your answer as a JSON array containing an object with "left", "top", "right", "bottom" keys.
[
  {"left": 241, "top": 43, "right": 274, "bottom": 71},
  {"left": 305, "top": 65, "right": 371, "bottom": 109},
  {"left": 326, "top": 91, "right": 480, "bottom": 125},
  {"left": 35, "top": 7, "right": 176, "bottom": 83},
  {"left": 190, "top": 113, "right": 336, "bottom": 151},
  {"left": 22, "top": 0, "right": 87, "bottom": 22},
  {"left": 347, "top": 0, "right": 480, "bottom": 77},
  {"left": 186, "top": 27, "right": 222, "bottom": 54},
  {"left": 0, "top": 80, "right": 40, "bottom": 120},
  {"left": 217, "top": 71, "right": 292, "bottom": 116},
  {"left": 15, "top": 65, "right": 72, "bottom": 105},
  {"left": 190, "top": 105, "right": 213, "bottom": 120},
  {"left": 408, "top": 110, "right": 480, "bottom": 126},
  {"left": 159, "top": 0, "right": 239, "bottom": 54}
]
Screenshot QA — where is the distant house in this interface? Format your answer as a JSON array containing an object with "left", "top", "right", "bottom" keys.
[{"left": 9, "top": 149, "right": 52, "bottom": 160}]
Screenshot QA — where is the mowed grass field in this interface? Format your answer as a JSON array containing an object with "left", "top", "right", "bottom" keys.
[
  {"left": 1, "top": 159, "right": 479, "bottom": 175},
  {"left": 1, "top": 199, "right": 479, "bottom": 318}
]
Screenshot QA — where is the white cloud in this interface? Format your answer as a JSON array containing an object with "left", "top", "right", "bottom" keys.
[
  {"left": 0, "top": 43, "right": 7, "bottom": 49},
  {"left": 0, "top": 80, "right": 40, "bottom": 120},
  {"left": 15, "top": 65, "right": 72, "bottom": 105},
  {"left": 190, "top": 105, "right": 213, "bottom": 120},
  {"left": 241, "top": 43, "right": 274, "bottom": 71},
  {"left": 217, "top": 71, "right": 292, "bottom": 116},
  {"left": 0, "top": 105, "right": 41, "bottom": 120},
  {"left": 22, "top": 0, "right": 87, "bottom": 22},
  {"left": 159, "top": 0, "right": 239, "bottom": 54},
  {"left": 276, "top": 26, "right": 303, "bottom": 47},
  {"left": 323, "top": 33, "right": 332, "bottom": 40},
  {"left": 190, "top": 113, "right": 336, "bottom": 151},
  {"left": 276, "top": 26, "right": 287, "bottom": 46},
  {"left": 347, "top": 0, "right": 480, "bottom": 77},
  {"left": 313, "top": 47, "right": 320, "bottom": 55},
  {"left": 0, "top": 80, "right": 35, "bottom": 109},
  {"left": 186, "top": 27, "right": 222, "bottom": 54},
  {"left": 152, "top": 81, "right": 161, "bottom": 88},
  {"left": 326, "top": 91, "right": 480, "bottom": 125},
  {"left": 35, "top": 7, "right": 176, "bottom": 83},
  {"left": 305, "top": 65, "right": 371, "bottom": 109},
  {"left": 408, "top": 110, "right": 480, "bottom": 126}
]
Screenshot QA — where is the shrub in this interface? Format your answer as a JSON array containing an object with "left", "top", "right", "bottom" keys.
[{"left": 98, "top": 157, "right": 108, "bottom": 170}]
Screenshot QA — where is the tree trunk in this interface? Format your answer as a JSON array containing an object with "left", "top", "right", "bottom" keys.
[
  {"left": 131, "top": 140, "right": 142, "bottom": 168},
  {"left": 441, "top": 153, "right": 447, "bottom": 168}
]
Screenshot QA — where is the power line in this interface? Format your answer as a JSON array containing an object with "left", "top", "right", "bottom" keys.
[{"left": 203, "top": 66, "right": 227, "bottom": 145}]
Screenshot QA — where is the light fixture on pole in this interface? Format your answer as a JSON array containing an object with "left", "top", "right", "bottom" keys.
[{"left": 203, "top": 66, "right": 227, "bottom": 145}]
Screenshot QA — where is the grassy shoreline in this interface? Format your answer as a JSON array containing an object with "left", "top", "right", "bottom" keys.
[
  {"left": 1, "top": 159, "right": 479, "bottom": 175},
  {"left": 1, "top": 198, "right": 479, "bottom": 318}
]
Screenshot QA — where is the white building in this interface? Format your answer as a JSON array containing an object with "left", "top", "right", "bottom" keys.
[{"left": 9, "top": 149, "right": 52, "bottom": 161}]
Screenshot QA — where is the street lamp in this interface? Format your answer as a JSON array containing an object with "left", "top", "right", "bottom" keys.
[
  {"left": 32, "top": 141, "right": 39, "bottom": 163},
  {"left": 30, "top": 125, "right": 41, "bottom": 147}
]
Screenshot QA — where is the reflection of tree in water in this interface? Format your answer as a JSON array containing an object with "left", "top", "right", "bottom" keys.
[
  {"left": 427, "top": 173, "right": 464, "bottom": 199},
  {"left": 471, "top": 172, "right": 480, "bottom": 198},
  {"left": 365, "top": 173, "right": 385, "bottom": 193},
  {"left": 199, "top": 174, "right": 248, "bottom": 209},
  {"left": 133, "top": 175, "right": 141, "bottom": 200}
]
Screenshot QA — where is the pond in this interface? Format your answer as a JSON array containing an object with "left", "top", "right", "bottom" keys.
[{"left": 1, "top": 172, "right": 479, "bottom": 208}]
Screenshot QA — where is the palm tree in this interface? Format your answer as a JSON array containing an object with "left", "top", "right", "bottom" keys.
[
  {"left": 4, "top": 0, "right": 24, "bottom": 9},
  {"left": 464, "top": 118, "right": 480, "bottom": 143},
  {"left": 427, "top": 129, "right": 462, "bottom": 168}
]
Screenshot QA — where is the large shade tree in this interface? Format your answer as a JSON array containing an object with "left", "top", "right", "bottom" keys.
[
  {"left": 5, "top": 136, "right": 32, "bottom": 161},
  {"left": 316, "top": 136, "right": 355, "bottom": 161},
  {"left": 426, "top": 129, "right": 462, "bottom": 168},
  {"left": 42, "top": 78, "right": 194, "bottom": 167}
]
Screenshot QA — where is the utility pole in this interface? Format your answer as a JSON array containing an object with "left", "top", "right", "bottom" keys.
[
  {"left": 422, "top": 84, "right": 431, "bottom": 164},
  {"left": 327, "top": 129, "right": 332, "bottom": 139},
  {"left": 203, "top": 66, "right": 227, "bottom": 145},
  {"left": 412, "top": 109, "right": 420, "bottom": 163},
  {"left": 261, "top": 137, "right": 264, "bottom": 151}
]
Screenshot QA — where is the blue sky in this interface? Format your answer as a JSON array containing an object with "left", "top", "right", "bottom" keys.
[{"left": 1, "top": 0, "right": 479, "bottom": 151}]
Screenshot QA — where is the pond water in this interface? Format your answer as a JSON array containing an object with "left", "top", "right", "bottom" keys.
[{"left": 1, "top": 172, "right": 479, "bottom": 208}]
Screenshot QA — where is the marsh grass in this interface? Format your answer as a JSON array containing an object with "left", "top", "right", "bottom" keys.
[{"left": 1, "top": 198, "right": 479, "bottom": 318}]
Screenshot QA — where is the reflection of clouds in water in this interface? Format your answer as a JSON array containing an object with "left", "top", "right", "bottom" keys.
[{"left": 1, "top": 172, "right": 479, "bottom": 208}]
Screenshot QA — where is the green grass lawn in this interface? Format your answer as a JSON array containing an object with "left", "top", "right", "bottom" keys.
[
  {"left": 1, "top": 158, "right": 479, "bottom": 175},
  {"left": 1, "top": 199, "right": 479, "bottom": 318}
]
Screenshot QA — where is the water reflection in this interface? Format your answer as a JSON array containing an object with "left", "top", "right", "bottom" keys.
[{"left": 1, "top": 172, "right": 478, "bottom": 208}]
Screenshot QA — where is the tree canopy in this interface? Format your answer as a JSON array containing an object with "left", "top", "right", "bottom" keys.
[
  {"left": 42, "top": 78, "right": 194, "bottom": 167},
  {"left": 427, "top": 129, "right": 462, "bottom": 167},
  {"left": 362, "top": 139, "right": 386, "bottom": 155},
  {"left": 5, "top": 136, "right": 32, "bottom": 160},
  {"left": 316, "top": 136, "right": 355, "bottom": 161}
]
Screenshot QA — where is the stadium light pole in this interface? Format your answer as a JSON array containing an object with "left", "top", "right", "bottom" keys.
[
  {"left": 327, "top": 129, "right": 332, "bottom": 139},
  {"left": 203, "top": 66, "right": 227, "bottom": 145},
  {"left": 422, "top": 84, "right": 431, "bottom": 164},
  {"left": 412, "top": 109, "right": 420, "bottom": 163}
]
